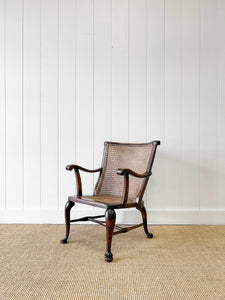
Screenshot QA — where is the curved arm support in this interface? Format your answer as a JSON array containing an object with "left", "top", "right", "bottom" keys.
[
  {"left": 66, "top": 165, "right": 102, "bottom": 197},
  {"left": 117, "top": 168, "right": 152, "bottom": 206},
  {"left": 66, "top": 164, "right": 102, "bottom": 173},
  {"left": 74, "top": 168, "right": 82, "bottom": 197},
  {"left": 117, "top": 168, "right": 152, "bottom": 178},
  {"left": 121, "top": 172, "right": 129, "bottom": 205}
]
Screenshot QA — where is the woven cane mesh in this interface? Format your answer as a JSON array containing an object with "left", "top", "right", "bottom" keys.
[
  {"left": 95, "top": 143, "right": 153, "bottom": 200},
  {"left": 81, "top": 195, "right": 135, "bottom": 205}
]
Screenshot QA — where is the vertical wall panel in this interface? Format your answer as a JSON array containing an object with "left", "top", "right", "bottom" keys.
[
  {"left": 182, "top": 0, "right": 200, "bottom": 209},
  {"left": 93, "top": 0, "right": 111, "bottom": 171},
  {"left": 147, "top": 0, "right": 165, "bottom": 210},
  {"left": 200, "top": 0, "right": 218, "bottom": 209},
  {"left": 0, "top": 0, "right": 5, "bottom": 208},
  {"left": 23, "top": 0, "right": 41, "bottom": 208},
  {"left": 0, "top": 0, "right": 225, "bottom": 223},
  {"left": 129, "top": 0, "right": 147, "bottom": 210},
  {"left": 129, "top": 0, "right": 147, "bottom": 142},
  {"left": 58, "top": 0, "right": 76, "bottom": 208},
  {"left": 218, "top": 0, "right": 225, "bottom": 209},
  {"left": 41, "top": 0, "right": 59, "bottom": 208},
  {"left": 5, "top": 0, "right": 23, "bottom": 209},
  {"left": 164, "top": 0, "right": 183, "bottom": 209},
  {"left": 111, "top": 0, "right": 129, "bottom": 142},
  {"left": 76, "top": 0, "right": 94, "bottom": 194}
]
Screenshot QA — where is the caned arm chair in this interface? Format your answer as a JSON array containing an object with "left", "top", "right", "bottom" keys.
[{"left": 60, "top": 141, "right": 160, "bottom": 262}]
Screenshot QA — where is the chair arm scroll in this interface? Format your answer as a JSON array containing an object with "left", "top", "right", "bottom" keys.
[
  {"left": 116, "top": 168, "right": 152, "bottom": 206},
  {"left": 66, "top": 165, "right": 102, "bottom": 197},
  {"left": 66, "top": 164, "right": 102, "bottom": 173},
  {"left": 117, "top": 168, "right": 152, "bottom": 178}
]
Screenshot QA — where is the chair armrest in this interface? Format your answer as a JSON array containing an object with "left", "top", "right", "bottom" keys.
[
  {"left": 117, "top": 168, "right": 152, "bottom": 178},
  {"left": 66, "top": 164, "right": 102, "bottom": 197},
  {"left": 66, "top": 164, "right": 102, "bottom": 173},
  {"left": 116, "top": 168, "right": 152, "bottom": 206}
]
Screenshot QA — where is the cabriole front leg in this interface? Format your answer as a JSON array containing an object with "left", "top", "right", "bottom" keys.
[
  {"left": 60, "top": 200, "right": 75, "bottom": 244},
  {"left": 137, "top": 206, "right": 153, "bottom": 238},
  {"left": 104, "top": 209, "right": 116, "bottom": 262}
]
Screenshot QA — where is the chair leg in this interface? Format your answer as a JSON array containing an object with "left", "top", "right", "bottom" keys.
[
  {"left": 104, "top": 208, "right": 116, "bottom": 262},
  {"left": 137, "top": 206, "right": 153, "bottom": 239},
  {"left": 60, "top": 200, "right": 74, "bottom": 244}
]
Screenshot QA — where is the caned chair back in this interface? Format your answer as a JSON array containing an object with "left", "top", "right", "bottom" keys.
[{"left": 94, "top": 142, "right": 157, "bottom": 202}]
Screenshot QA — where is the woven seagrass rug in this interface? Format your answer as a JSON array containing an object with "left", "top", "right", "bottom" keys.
[{"left": 0, "top": 225, "right": 224, "bottom": 299}]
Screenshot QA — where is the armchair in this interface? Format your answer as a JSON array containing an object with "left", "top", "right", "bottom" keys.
[{"left": 60, "top": 141, "right": 160, "bottom": 262}]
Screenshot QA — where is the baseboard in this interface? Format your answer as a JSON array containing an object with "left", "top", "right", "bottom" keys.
[
  {"left": 148, "top": 209, "right": 225, "bottom": 225},
  {"left": 0, "top": 208, "right": 224, "bottom": 225}
]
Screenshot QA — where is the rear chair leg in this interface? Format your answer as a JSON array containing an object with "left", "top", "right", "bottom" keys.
[
  {"left": 105, "top": 209, "right": 116, "bottom": 262},
  {"left": 60, "top": 200, "right": 74, "bottom": 244},
  {"left": 137, "top": 206, "right": 153, "bottom": 239}
]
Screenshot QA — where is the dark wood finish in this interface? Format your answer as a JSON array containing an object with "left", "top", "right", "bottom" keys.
[
  {"left": 68, "top": 195, "right": 139, "bottom": 209},
  {"left": 104, "top": 209, "right": 116, "bottom": 262},
  {"left": 103, "top": 140, "right": 160, "bottom": 146},
  {"left": 66, "top": 165, "right": 102, "bottom": 197},
  {"left": 117, "top": 168, "right": 152, "bottom": 178},
  {"left": 137, "top": 205, "right": 153, "bottom": 238},
  {"left": 117, "top": 168, "right": 152, "bottom": 206},
  {"left": 60, "top": 200, "right": 75, "bottom": 244},
  {"left": 122, "top": 171, "right": 129, "bottom": 205},
  {"left": 61, "top": 140, "right": 160, "bottom": 261},
  {"left": 70, "top": 214, "right": 105, "bottom": 223},
  {"left": 113, "top": 223, "right": 143, "bottom": 235},
  {"left": 66, "top": 164, "right": 102, "bottom": 173}
]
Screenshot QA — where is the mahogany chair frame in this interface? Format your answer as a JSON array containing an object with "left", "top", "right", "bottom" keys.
[{"left": 60, "top": 140, "right": 160, "bottom": 262}]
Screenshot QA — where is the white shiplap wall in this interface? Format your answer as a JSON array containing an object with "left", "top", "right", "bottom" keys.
[{"left": 0, "top": 0, "right": 225, "bottom": 224}]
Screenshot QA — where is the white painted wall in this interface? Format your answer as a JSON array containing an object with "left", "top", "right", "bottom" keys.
[{"left": 0, "top": 0, "right": 225, "bottom": 224}]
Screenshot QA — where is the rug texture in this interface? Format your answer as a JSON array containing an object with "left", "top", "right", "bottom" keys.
[{"left": 0, "top": 224, "right": 224, "bottom": 299}]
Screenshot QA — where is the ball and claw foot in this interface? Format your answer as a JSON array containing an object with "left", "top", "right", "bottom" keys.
[
  {"left": 147, "top": 232, "right": 153, "bottom": 239},
  {"left": 104, "top": 250, "right": 113, "bottom": 262},
  {"left": 60, "top": 237, "right": 68, "bottom": 244}
]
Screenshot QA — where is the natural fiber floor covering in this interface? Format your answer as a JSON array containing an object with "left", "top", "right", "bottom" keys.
[{"left": 0, "top": 225, "right": 224, "bottom": 300}]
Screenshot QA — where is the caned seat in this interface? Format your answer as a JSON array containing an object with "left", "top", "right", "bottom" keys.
[
  {"left": 68, "top": 195, "right": 138, "bottom": 209},
  {"left": 60, "top": 140, "right": 160, "bottom": 262}
]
